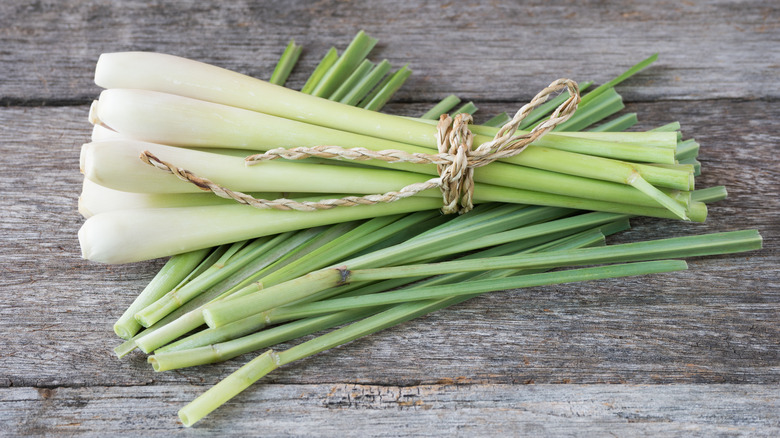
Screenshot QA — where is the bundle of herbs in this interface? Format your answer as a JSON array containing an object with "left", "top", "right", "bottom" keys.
[{"left": 77, "top": 32, "right": 761, "bottom": 426}]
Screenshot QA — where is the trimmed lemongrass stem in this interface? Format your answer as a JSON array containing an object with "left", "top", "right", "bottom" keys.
[
  {"left": 339, "top": 59, "right": 392, "bottom": 106},
  {"left": 134, "top": 213, "right": 437, "bottom": 355},
  {"left": 202, "top": 230, "right": 761, "bottom": 328},
  {"left": 483, "top": 112, "right": 510, "bottom": 127},
  {"left": 130, "top": 229, "right": 326, "bottom": 354},
  {"left": 360, "top": 65, "right": 412, "bottom": 111},
  {"left": 651, "top": 121, "right": 682, "bottom": 132},
  {"left": 154, "top": 222, "right": 610, "bottom": 366},
  {"left": 554, "top": 87, "right": 625, "bottom": 132},
  {"left": 181, "top": 259, "right": 684, "bottom": 427},
  {"left": 420, "top": 95, "right": 461, "bottom": 119},
  {"left": 269, "top": 39, "right": 302, "bottom": 86},
  {"left": 311, "top": 30, "right": 378, "bottom": 97},
  {"left": 300, "top": 47, "right": 338, "bottom": 94},
  {"left": 154, "top": 222, "right": 617, "bottom": 361},
  {"left": 590, "top": 113, "right": 638, "bottom": 132},
  {"left": 92, "top": 89, "right": 691, "bottom": 193},
  {"left": 239, "top": 212, "right": 438, "bottom": 292},
  {"left": 328, "top": 59, "right": 374, "bottom": 101},
  {"left": 133, "top": 228, "right": 310, "bottom": 328},
  {"left": 151, "top": 308, "right": 377, "bottom": 371},
  {"left": 113, "top": 248, "right": 210, "bottom": 339},
  {"left": 452, "top": 101, "right": 478, "bottom": 116},
  {"left": 517, "top": 80, "right": 594, "bottom": 129},
  {"left": 240, "top": 261, "right": 692, "bottom": 317},
  {"left": 676, "top": 139, "right": 700, "bottom": 161},
  {"left": 691, "top": 186, "right": 727, "bottom": 203},
  {"left": 408, "top": 211, "right": 628, "bottom": 263},
  {"left": 134, "top": 241, "right": 247, "bottom": 327},
  {"left": 81, "top": 138, "right": 695, "bottom": 218}
]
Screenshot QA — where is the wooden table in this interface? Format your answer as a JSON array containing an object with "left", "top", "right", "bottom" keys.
[{"left": 2, "top": 1, "right": 778, "bottom": 435}]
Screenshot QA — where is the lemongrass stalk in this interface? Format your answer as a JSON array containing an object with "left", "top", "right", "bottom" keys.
[
  {"left": 130, "top": 229, "right": 324, "bottom": 354},
  {"left": 91, "top": 123, "right": 122, "bottom": 141},
  {"left": 483, "top": 112, "right": 510, "bottom": 127},
  {"left": 201, "top": 230, "right": 761, "bottom": 327},
  {"left": 675, "top": 139, "right": 700, "bottom": 161},
  {"left": 452, "top": 101, "right": 478, "bottom": 116},
  {"left": 651, "top": 121, "right": 682, "bottom": 132},
  {"left": 80, "top": 139, "right": 439, "bottom": 196},
  {"left": 517, "top": 81, "right": 594, "bottom": 129},
  {"left": 154, "top": 223, "right": 614, "bottom": 363},
  {"left": 113, "top": 248, "right": 211, "bottom": 339},
  {"left": 78, "top": 178, "right": 318, "bottom": 218},
  {"left": 228, "top": 261, "right": 691, "bottom": 317},
  {"left": 151, "top": 308, "right": 377, "bottom": 371},
  {"left": 311, "top": 30, "right": 378, "bottom": 97},
  {"left": 79, "top": 195, "right": 441, "bottom": 264},
  {"left": 554, "top": 87, "right": 625, "bottom": 132},
  {"left": 134, "top": 235, "right": 284, "bottom": 328},
  {"left": 269, "top": 39, "right": 302, "bottom": 86},
  {"left": 300, "top": 47, "right": 338, "bottom": 94},
  {"left": 328, "top": 59, "right": 374, "bottom": 101},
  {"left": 152, "top": 227, "right": 610, "bottom": 362},
  {"left": 339, "top": 59, "right": 392, "bottom": 106},
  {"left": 407, "top": 211, "right": 628, "bottom": 263},
  {"left": 180, "top": 260, "right": 683, "bottom": 427},
  {"left": 240, "top": 212, "right": 438, "bottom": 292},
  {"left": 691, "top": 186, "right": 727, "bottom": 203},
  {"left": 589, "top": 113, "right": 638, "bottom": 132},
  {"left": 257, "top": 224, "right": 619, "bottom": 326},
  {"left": 81, "top": 135, "right": 694, "bottom": 218},
  {"left": 420, "top": 95, "right": 461, "bottom": 119},
  {"left": 92, "top": 89, "right": 691, "bottom": 198},
  {"left": 133, "top": 213, "right": 434, "bottom": 354},
  {"left": 360, "top": 65, "right": 412, "bottom": 111}
]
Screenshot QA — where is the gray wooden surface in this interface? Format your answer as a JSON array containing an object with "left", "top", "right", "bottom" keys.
[{"left": 1, "top": 0, "right": 778, "bottom": 435}]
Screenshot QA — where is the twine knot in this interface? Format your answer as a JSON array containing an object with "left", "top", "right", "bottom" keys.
[{"left": 140, "top": 78, "right": 580, "bottom": 213}]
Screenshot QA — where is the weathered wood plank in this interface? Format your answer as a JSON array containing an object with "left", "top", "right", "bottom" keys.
[
  {"left": 2, "top": 384, "right": 778, "bottom": 435},
  {"left": 0, "top": 101, "right": 776, "bottom": 390},
  {"left": 1, "top": 0, "right": 779, "bottom": 103}
]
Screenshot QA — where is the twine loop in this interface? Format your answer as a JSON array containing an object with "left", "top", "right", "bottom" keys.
[{"left": 140, "top": 78, "right": 580, "bottom": 214}]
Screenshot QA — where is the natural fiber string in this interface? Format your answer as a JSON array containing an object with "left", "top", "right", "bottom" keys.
[{"left": 140, "top": 78, "right": 580, "bottom": 214}]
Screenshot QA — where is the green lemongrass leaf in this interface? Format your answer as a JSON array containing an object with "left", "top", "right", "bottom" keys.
[
  {"left": 339, "top": 59, "right": 392, "bottom": 106},
  {"left": 589, "top": 113, "right": 639, "bottom": 132},
  {"left": 420, "top": 95, "right": 461, "bottom": 119},
  {"left": 360, "top": 65, "right": 412, "bottom": 111},
  {"left": 675, "top": 139, "right": 700, "bottom": 161},
  {"left": 452, "top": 101, "right": 478, "bottom": 116},
  {"left": 113, "top": 248, "right": 210, "bottom": 339},
  {"left": 328, "top": 59, "right": 374, "bottom": 101},
  {"left": 651, "top": 121, "right": 682, "bottom": 132},
  {"left": 300, "top": 47, "right": 338, "bottom": 94},
  {"left": 311, "top": 30, "right": 378, "bottom": 97},
  {"left": 269, "top": 39, "right": 302, "bottom": 86},
  {"left": 482, "top": 112, "right": 510, "bottom": 127},
  {"left": 517, "top": 81, "right": 594, "bottom": 129},
  {"left": 691, "top": 186, "right": 727, "bottom": 203}
]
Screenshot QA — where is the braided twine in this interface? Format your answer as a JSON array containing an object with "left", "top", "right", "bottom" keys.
[{"left": 140, "top": 78, "right": 580, "bottom": 214}]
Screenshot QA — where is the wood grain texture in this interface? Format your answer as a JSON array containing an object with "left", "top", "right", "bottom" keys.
[
  {"left": 2, "top": 384, "right": 778, "bottom": 436},
  {"left": 1, "top": 0, "right": 778, "bottom": 434},
  {"left": 1, "top": 0, "right": 779, "bottom": 104}
]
